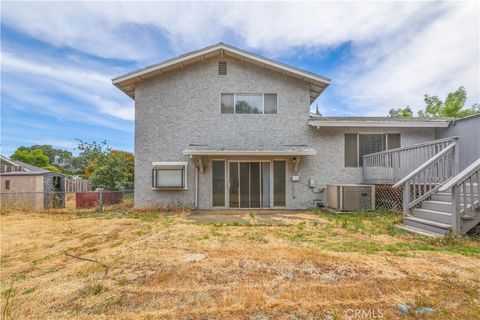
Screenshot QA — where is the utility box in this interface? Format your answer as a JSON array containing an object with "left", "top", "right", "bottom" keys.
[{"left": 326, "top": 184, "right": 375, "bottom": 211}]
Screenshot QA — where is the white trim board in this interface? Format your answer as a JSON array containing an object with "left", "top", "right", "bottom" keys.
[
  {"left": 309, "top": 120, "right": 450, "bottom": 128},
  {"left": 183, "top": 150, "right": 317, "bottom": 156}
]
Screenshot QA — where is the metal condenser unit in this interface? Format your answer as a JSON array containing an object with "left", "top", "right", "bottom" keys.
[{"left": 326, "top": 184, "right": 375, "bottom": 211}]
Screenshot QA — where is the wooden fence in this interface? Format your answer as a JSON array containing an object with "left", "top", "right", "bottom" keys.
[{"left": 65, "top": 179, "right": 92, "bottom": 192}]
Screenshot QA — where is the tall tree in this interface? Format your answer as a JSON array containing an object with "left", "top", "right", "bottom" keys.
[
  {"left": 418, "top": 86, "right": 479, "bottom": 118},
  {"left": 15, "top": 145, "right": 75, "bottom": 173},
  {"left": 10, "top": 148, "right": 49, "bottom": 168},
  {"left": 75, "top": 139, "right": 111, "bottom": 175}
]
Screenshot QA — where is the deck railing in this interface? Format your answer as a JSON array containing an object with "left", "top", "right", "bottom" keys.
[
  {"left": 439, "top": 158, "right": 480, "bottom": 233},
  {"left": 392, "top": 143, "right": 457, "bottom": 218},
  {"left": 363, "top": 137, "right": 458, "bottom": 184}
]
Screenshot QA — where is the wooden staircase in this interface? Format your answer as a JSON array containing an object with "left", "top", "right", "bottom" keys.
[{"left": 396, "top": 158, "right": 480, "bottom": 236}]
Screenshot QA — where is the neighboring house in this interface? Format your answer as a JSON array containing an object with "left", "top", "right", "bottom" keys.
[
  {"left": 113, "top": 43, "right": 479, "bottom": 235},
  {"left": 0, "top": 155, "right": 65, "bottom": 209}
]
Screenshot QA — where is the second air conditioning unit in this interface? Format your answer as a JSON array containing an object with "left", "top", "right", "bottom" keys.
[{"left": 326, "top": 184, "right": 375, "bottom": 211}]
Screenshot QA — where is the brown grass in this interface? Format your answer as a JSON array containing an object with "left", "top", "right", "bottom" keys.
[{"left": 1, "top": 208, "right": 479, "bottom": 319}]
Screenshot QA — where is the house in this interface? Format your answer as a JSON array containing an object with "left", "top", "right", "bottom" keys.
[
  {"left": 113, "top": 43, "right": 479, "bottom": 235},
  {"left": 0, "top": 155, "right": 65, "bottom": 210}
]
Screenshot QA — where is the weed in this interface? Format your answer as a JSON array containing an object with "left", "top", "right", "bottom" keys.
[{"left": 22, "top": 287, "right": 35, "bottom": 294}]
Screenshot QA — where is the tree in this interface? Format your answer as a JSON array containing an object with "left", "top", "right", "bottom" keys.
[
  {"left": 75, "top": 139, "right": 111, "bottom": 176},
  {"left": 89, "top": 151, "right": 134, "bottom": 190},
  {"left": 418, "top": 87, "right": 479, "bottom": 118},
  {"left": 315, "top": 104, "right": 322, "bottom": 116},
  {"left": 14, "top": 145, "right": 75, "bottom": 173},
  {"left": 389, "top": 107, "right": 413, "bottom": 118},
  {"left": 11, "top": 148, "right": 49, "bottom": 168}
]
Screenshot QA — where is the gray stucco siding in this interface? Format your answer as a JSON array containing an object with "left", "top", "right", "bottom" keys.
[{"left": 134, "top": 57, "right": 311, "bottom": 209}]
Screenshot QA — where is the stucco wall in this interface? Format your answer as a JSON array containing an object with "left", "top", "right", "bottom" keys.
[
  {"left": 134, "top": 56, "right": 311, "bottom": 209},
  {"left": 134, "top": 56, "right": 436, "bottom": 209}
]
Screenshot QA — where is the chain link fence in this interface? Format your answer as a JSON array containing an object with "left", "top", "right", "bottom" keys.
[{"left": 0, "top": 190, "right": 134, "bottom": 212}]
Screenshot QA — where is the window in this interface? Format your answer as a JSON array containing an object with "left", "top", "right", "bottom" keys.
[
  {"left": 221, "top": 93, "right": 277, "bottom": 114},
  {"left": 152, "top": 162, "right": 188, "bottom": 189},
  {"left": 221, "top": 94, "right": 234, "bottom": 114},
  {"left": 5, "top": 180, "right": 10, "bottom": 190},
  {"left": 345, "top": 133, "right": 401, "bottom": 167},
  {"left": 218, "top": 61, "right": 227, "bottom": 75}
]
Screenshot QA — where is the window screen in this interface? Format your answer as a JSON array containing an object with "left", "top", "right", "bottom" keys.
[
  {"left": 5, "top": 180, "right": 10, "bottom": 190},
  {"left": 264, "top": 94, "right": 277, "bottom": 114},
  {"left": 154, "top": 169, "right": 184, "bottom": 188},
  {"left": 212, "top": 161, "right": 225, "bottom": 207},
  {"left": 344, "top": 133, "right": 358, "bottom": 167},
  {"left": 359, "top": 134, "right": 386, "bottom": 166},
  {"left": 387, "top": 133, "right": 401, "bottom": 150},
  {"left": 221, "top": 94, "right": 234, "bottom": 114}
]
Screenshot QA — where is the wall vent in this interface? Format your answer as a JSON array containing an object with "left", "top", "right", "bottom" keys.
[{"left": 218, "top": 61, "right": 227, "bottom": 75}]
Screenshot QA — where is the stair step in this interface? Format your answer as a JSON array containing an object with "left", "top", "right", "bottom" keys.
[
  {"left": 412, "top": 208, "right": 452, "bottom": 223},
  {"left": 403, "top": 216, "right": 452, "bottom": 235},
  {"left": 422, "top": 200, "right": 452, "bottom": 212},
  {"left": 431, "top": 192, "right": 452, "bottom": 202},
  {"left": 396, "top": 224, "right": 444, "bottom": 237}
]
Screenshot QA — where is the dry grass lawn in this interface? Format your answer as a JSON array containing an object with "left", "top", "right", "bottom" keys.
[{"left": 1, "top": 207, "right": 479, "bottom": 319}]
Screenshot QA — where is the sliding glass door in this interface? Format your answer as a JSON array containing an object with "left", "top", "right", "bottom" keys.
[{"left": 229, "top": 162, "right": 271, "bottom": 208}]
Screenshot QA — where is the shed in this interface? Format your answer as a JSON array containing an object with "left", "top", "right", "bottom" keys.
[{"left": 0, "top": 155, "right": 66, "bottom": 210}]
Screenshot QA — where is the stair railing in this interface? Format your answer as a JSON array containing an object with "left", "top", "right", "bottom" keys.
[
  {"left": 392, "top": 142, "right": 458, "bottom": 218},
  {"left": 439, "top": 158, "right": 480, "bottom": 233}
]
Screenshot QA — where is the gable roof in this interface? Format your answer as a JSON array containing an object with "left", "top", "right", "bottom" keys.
[
  {"left": 112, "top": 43, "right": 331, "bottom": 103},
  {"left": 0, "top": 155, "right": 58, "bottom": 175},
  {"left": 308, "top": 116, "right": 452, "bottom": 128}
]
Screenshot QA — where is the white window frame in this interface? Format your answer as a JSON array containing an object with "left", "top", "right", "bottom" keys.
[
  {"left": 220, "top": 93, "right": 277, "bottom": 114},
  {"left": 152, "top": 162, "right": 188, "bottom": 190}
]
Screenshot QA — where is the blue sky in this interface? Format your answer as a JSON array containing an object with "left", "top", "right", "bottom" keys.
[{"left": 1, "top": 1, "right": 479, "bottom": 156}]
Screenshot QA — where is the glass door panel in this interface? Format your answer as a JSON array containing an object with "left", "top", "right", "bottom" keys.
[
  {"left": 273, "top": 160, "right": 286, "bottom": 206},
  {"left": 239, "top": 162, "right": 250, "bottom": 208},
  {"left": 262, "top": 162, "right": 270, "bottom": 208},
  {"left": 212, "top": 160, "right": 225, "bottom": 207},
  {"left": 229, "top": 162, "right": 239, "bottom": 208},
  {"left": 250, "top": 162, "right": 261, "bottom": 208}
]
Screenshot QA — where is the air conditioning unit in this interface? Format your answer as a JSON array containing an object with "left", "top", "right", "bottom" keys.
[{"left": 326, "top": 184, "right": 375, "bottom": 211}]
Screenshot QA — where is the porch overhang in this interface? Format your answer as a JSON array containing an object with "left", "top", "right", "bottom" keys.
[{"left": 182, "top": 145, "right": 317, "bottom": 156}]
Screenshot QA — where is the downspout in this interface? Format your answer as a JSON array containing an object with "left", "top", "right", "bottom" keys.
[{"left": 190, "top": 156, "right": 199, "bottom": 209}]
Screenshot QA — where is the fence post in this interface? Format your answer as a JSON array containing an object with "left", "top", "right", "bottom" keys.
[{"left": 99, "top": 191, "right": 104, "bottom": 212}]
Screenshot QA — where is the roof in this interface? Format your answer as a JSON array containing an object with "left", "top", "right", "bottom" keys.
[
  {"left": 0, "top": 155, "right": 60, "bottom": 175},
  {"left": 308, "top": 116, "right": 452, "bottom": 128},
  {"left": 112, "top": 43, "right": 331, "bottom": 103},
  {"left": 182, "top": 144, "right": 317, "bottom": 156}
]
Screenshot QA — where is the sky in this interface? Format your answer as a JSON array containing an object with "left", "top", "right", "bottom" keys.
[{"left": 1, "top": 1, "right": 479, "bottom": 156}]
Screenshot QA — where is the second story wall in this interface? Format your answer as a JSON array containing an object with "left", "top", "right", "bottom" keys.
[{"left": 135, "top": 56, "right": 312, "bottom": 160}]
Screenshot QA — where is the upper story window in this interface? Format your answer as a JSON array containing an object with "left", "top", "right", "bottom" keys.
[
  {"left": 345, "top": 133, "right": 401, "bottom": 167},
  {"left": 221, "top": 93, "right": 277, "bottom": 114}
]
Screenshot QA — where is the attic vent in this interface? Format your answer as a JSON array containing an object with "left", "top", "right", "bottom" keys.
[{"left": 218, "top": 61, "right": 227, "bottom": 75}]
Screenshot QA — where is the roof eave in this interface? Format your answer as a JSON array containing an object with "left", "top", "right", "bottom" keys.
[
  {"left": 308, "top": 120, "right": 450, "bottom": 128},
  {"left": 182, "top": 149, "right": 317, "bottom": 156},
  {"left": 112, "top": 43, "right": 331, "bottom": 100}
]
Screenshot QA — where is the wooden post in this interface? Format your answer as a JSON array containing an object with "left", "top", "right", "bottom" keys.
[
  {"left": 451, "top": 185, "right": 461, "bottom": 234},
  {"left": 402, "top": 183, "right": 410, "bottom": 217},
  {"left": 453, "top": 141, "right": 460, "bottom": 175}
]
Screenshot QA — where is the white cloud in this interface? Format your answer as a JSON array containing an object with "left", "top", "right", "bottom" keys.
[
  {"left": 1, "top": 51, "right": 134, "bottom": 121},
  {"left": 1, "top": 1, "right": 478, "bottom": 116}
]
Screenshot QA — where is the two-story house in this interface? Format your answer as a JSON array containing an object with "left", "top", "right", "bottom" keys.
[{"left": 112, "top": 43, "right": 480, "bottom": 236}]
